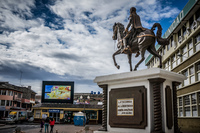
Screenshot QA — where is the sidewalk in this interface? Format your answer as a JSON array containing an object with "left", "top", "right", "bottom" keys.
[
  {"left": 13, "top": 124, "right": 101, "bottom": 133},
  {"left": 0, "top": 124, "right": 16, "bottom": 130}
]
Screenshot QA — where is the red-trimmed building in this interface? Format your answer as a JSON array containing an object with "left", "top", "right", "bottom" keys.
[{"left": 0, "top": 82, "right": 36, "bottom": 118}]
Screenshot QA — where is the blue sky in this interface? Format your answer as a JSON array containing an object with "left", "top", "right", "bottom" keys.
[{"left": 0, "top": 0, "right": 189, "bottom": 94}]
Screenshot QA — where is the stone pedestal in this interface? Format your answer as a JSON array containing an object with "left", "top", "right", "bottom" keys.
[{"left": 94, "top": 68, "right": 186, "bottom": 133}]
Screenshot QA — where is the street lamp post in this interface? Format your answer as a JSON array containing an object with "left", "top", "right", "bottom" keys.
[{"left": 80, "top": 95, "right": 90, "bottom": 126}]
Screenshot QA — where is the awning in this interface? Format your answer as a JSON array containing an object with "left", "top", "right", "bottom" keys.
[{"left": 0, "top": 106, "right": 6, "bottom": 111}]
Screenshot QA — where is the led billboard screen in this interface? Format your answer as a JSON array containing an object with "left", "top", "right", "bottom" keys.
[{"left": 42, "top": 81, "right": 74, "bottom": 103}]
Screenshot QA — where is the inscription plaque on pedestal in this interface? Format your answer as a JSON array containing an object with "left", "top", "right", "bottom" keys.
[
  {"left": 117, "top": 98, "right": 134, "bottom": 116},
  {"left": 109, "top": 86, "right": 147, "bottom": 129}
]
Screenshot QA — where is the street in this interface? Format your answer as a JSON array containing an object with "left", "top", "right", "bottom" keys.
[
  {"left": 0, "top": 123, "right": 101, "bottom": 133},
  {"left": 0, "top": 124, "right": 39, "bottom": 133}
]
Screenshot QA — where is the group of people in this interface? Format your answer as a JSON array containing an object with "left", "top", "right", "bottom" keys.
[{"left": 40, "top": 117, "right": 55, "bottom": 133}]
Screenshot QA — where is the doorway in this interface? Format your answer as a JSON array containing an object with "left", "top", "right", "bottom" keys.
[{"left": 49, "top": 112, "right": 60, "bottom": 122}]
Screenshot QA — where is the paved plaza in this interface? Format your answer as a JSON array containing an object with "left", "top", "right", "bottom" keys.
[{"left": 0, "top": 124, "right": 101, "bottom": 133}]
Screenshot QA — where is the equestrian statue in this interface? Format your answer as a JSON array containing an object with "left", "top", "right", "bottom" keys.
[{"left": 112, "top": 7, "right": 169, "bottom": 71}]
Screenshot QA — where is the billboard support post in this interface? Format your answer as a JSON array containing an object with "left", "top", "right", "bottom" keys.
[{"left": 80, "top": 95, "right": 90, "bottom": 126}]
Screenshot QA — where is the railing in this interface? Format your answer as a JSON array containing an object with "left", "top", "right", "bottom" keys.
[{"left": 13, "top": 95, "right": 21, "bottom": 102}]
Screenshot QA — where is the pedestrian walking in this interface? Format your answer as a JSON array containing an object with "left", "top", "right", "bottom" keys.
[
  {"left": 50, "top": 118, "right": 55, "bottom": 133},
  {"left": 44, "top": 117, "right": 50, "bottom": 133},
  {"left": 40, "top": 119, "right": 44, "bottom": 132}
]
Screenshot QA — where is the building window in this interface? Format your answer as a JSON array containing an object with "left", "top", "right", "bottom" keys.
[
  {"left": 178, "top": 29, "right": 181, "bottom": 38},
  {"left": 18, "top": 93, "right": 21, "bottom": 98},
  {"left": 2, "top": 90, "right": 6, "bottom": 95},
  {"left": 1, "top": 100, "right": 5, "bottom": 106},
  {"left": 164, "top": 60, "right": 171, "bottom": 71},
  {"left": 181, "top": 65, "right": 197, "bottom": 87},
  {"left": 31, "top": 94, "right": 35, "bottom": 99},
  {"left": 189, "top": 66, "right": 195, "bottom": 84},
  {"left": 184, "top": 95, "right": 190, "bottom": 105},
  {"left": 167, "top": 44, "right": 170, "bottom": 51},
  {"left": 178, "top": 97, "right": 183, "bottom": 117},
  {"left": 22, "top": 103, "right": 26, "bottom": 108},
  {"left": 183, "top": 26, "right": 186, "bottom": 36},
  {"left": 195, "top": 33, "right": 200, "bottom": 52},
  {"left": 184, "top": 106, "right": 191, "bottom": 117},
  {"left": 178, "top": 92, "right": 200, "bottom": 117},
  {"left": 172, "top": 55, "right": 176, "bottom": 69},
  {"left": 197, "top": 62, "right": 200, "bottom": 81},
  {"left": 189, "top": 16, "right": 194, "bottom": 29},
  {"left": 182, "top": 45, "right": 188, "bottom": 61},
  {"left": 6, "top": 100, "right": 10, "bottom": 106},
  {"left": 191, "top": 93, "right": 197, "bottom": 104},
  {"left": 177, "top": 51, "right": 181, "bottom": 65},
  {"left": 179, "top": 108, "right": 183, "bottom": 117},
  {"left": 192, "top": 106, "right": 197, "bottom": 116},
  {"left": 183, "top": 70, "right": 189, "bottom": 86},
  {"left": 196, "top": 41, "right": 200, "bottom": 52},
  {"left": 35, "top": 110, "right": 41, "bottom": 118},
  {"left": 180, "top": 40, "right": 193, "bottom": 62},
  {"left": 188, "top": 40, "right": 194, "bottom": 57},
  {"left": 171, "top": 36, "right": 174, "bottom": 47},
  {"left": 7, "top": 91, "right": 10, "bottom": 96},
  {"left": 195, "top": 8, "right": 200, "bottom": 20},
  {"left": 17, "top": 102, "right": 21, "bottom": 107}
]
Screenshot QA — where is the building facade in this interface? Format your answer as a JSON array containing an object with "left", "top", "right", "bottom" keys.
[
  {"left": 74, "top": 93, "right": 103, "bottom": 105},
  {"left": 145, "top": 0, "right": 200, "bottom": 132},
  {"left": 33, "top": 92, "right": 102, "bottom": 124},
  {"left": 33, "top": 103, "right": 102, "bottom": 124},
  {"left": 0, "top": 82, "right": 36, "bottom": 118}
]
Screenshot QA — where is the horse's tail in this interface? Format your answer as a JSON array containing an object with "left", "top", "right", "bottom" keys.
[{"left": 151, "top": 23, "right": 169, "bottom": 45}]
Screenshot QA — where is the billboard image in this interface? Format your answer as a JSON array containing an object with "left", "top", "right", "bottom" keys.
[
  {"left": 42, "top": 81, "right": 74, "bottom": 103},
  {"left": 44, "top": 85, "right": 71, "bottom": 99}
]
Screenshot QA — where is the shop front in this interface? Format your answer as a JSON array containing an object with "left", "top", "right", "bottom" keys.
[
  {"left": 63, "top": 110, "right": 98, "bottom": 124},
  {"left": 33, "top": 104, "right": 102, "bottom": 124},
  {"left": 49, "top": 109, "right": 61, "bottom": 122},
  {"left": 64, "top": 111, "right": 72, "bottom": 123}
]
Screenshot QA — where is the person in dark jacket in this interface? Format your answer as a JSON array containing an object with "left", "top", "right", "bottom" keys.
[
  {"left": 44, "top": 117, "right": 50, "bottom": 133},
  {"left": 40, "top": 119, "right": 44, "bottom": 132}
]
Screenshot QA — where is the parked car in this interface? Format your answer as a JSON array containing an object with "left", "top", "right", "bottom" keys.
[
  {"left": 4, "top": 111, "right": 28, "bottom": 124},
  {"left": 28, "top": 117, "right": 34, "bottom": 122}
]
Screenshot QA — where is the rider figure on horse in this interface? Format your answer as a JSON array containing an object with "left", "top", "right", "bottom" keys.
[{"left": 123, "top": 7, "right": 145, "bottom": 57}]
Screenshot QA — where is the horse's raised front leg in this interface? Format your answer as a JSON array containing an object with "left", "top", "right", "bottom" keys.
[
  {"left": 134, "top": 49, "right": 146, "bottom": 71},
  {"left": 127, "top": 53, "right": 132, "bottom": 71},
  {"left": 112, "top": 49, "right": 121, "bottom": 69}
]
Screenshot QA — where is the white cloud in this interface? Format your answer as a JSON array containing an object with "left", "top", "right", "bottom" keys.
[
  {"left": 0, "top": 0, "right": 43, "bottom": 31},
  {"left": 0, "top": 0, "right": 182, "bottom": 93}
]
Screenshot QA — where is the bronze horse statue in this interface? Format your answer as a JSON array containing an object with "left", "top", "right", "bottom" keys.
[{"left": 112, "top": 22, "right": 169, "bottom": 71}]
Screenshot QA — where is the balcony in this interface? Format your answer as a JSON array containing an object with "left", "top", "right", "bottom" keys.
[
  {"left": 30, "top": 99, "right": 35, "bottom": 104},
  {"left": 13, "top": 95, "right": 22, "bottom": 102},
  {"left": 22, "top": 98, "right": 30, "bottom": 103}
]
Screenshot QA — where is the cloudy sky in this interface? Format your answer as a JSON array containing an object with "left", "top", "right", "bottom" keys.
[{"left": 0, "top": 0, "right": 189, "bottom": 94}]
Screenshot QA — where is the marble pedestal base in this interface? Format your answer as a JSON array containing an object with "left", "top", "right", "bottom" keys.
[{"left": 94, "top": 68, "right": 186, "bottom": 133}]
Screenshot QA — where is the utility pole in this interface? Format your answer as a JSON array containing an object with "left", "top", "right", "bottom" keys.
[{"left": 20, "top": 70, "right": 23, "bottom": 86}]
